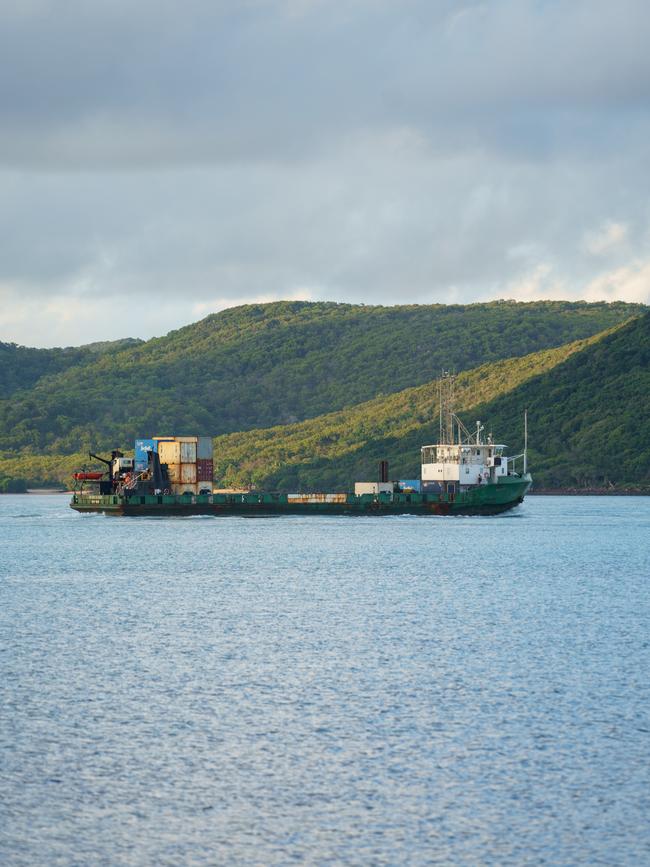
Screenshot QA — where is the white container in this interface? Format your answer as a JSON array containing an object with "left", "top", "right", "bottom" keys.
[
  {"left": 354, "top": 482, "right": 393, "bottom": 496},
  {"left": 179, "top": 441, "right": 197, "bottom": 463}
]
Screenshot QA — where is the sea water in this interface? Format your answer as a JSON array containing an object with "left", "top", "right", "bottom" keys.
[{"left": 1, "top": 494, "right": 649, "bottom": 865}]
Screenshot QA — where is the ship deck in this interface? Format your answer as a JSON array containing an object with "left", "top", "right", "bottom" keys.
[{"left": 70, "top": 476, "right": 531, "bottom": 516}]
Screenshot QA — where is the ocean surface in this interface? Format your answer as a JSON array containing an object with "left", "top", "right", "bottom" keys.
[{"left": 1, "top": 494, "right": 649, "bottom": 866}]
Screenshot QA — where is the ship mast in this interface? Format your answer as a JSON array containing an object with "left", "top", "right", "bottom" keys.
[
  {"left": 524, "top": 409, "right": 528, "bottom": 475},
  {"left": 439, "top": 371, "right": 455, "bottom": 445}
]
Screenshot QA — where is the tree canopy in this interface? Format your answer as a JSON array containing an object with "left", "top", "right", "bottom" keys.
[
  {"left": 0, "top": 299, "right": 642, "bottom": 456},
  {"left": 2, "top": 311, "right": 648, "bottom": 491}
]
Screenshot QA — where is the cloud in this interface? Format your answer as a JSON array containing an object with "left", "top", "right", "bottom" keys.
[
  {"left": 498, "top": 259, "right": 650, "bottom": 305},
  {"left": 1, "top": 0, "right": 650, "bottom": 345},
  {"left": 3, "top": 0, "right": 650, "bottom": 169},
  {"left": 583, "top": 260, "right": 650, "bottom": 304},
  {"left": 582, "top": 221, "right": 629, "bottom": 256}
]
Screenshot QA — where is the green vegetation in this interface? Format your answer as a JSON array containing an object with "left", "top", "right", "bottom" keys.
[
  {"left": 207, "top": 313, "right": 648, "bottom": 492},
  {"left": 469, "top": 312, "right": 650, "bottom": 488},
  {"left": 210, "top": 324, "right": 641, "bottom": 491},
  {"left": 0, "top": 300, "right": 642, "bottom": 455},
  {"left": 4, "top": 312, "right": 647, "bottom": 491},
  {"left": 0, "top": 475, "right": 28, "bottom": 493},
  {"left": 0, "top": 337, "right": 142, "bottom": 399},
  {"left": 0, "top": 452, "right": 85, "bottom": 489},
  {"left": 0, "top": 302, "right": 647, "bottom": 491}
]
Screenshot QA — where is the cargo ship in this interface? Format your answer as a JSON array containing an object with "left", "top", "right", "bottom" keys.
[{"left": 70, "top": 379, "right": 532, "bottom": 517}]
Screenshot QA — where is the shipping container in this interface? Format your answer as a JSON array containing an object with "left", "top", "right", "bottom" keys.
[
  {"left": 197, "top": 459, "right": 213, "bottom": 482},
  {"left": 287, "top": 493, "right": 349, "bottom": 504},
  {"left": 180, "top": 463, "right": 197, "bottom": 484},
  {"left": 212, "top": 487, "right": 250, "bottom": 494},
  {"left": 163, "top": 443, "right": 193, "bottom": 463},
  {"left": 354, "top": 482, "right": 394, "bottom": 496},
  {"left": 158, "top": 440, "right": 182, "bottom": 465},
  {"left": 197, "top": 436, "right": 213, "bottom": 459},
  {"left": 134, "top": 438, "right": 157, "bottom": 472},
  {"left": 170, "top": 482, "right": 199, "bottom": 496},
  {"left": 163, "top": 462, "right": 181, "bottom": 482},
  {"left": 169, "top": 482, "right": 212, "bottom": 496},
  {"left": 155, "top": 438, "right": 197, "bottom": 463},
  {"left": 163, "top": 462, "right": 198, "bottom": 484},
  {"left": 179, "top": 441, "right": 197, "bottom": 463},
  {"left": 397, "top": 479, "right": 421, "bottom": 493}
]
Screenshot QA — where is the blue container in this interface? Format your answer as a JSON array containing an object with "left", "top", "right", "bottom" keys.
[
  {"left": 134, "top": 438, "right": 157, "bottom": 472},
  {"left": 398, "top": 479, "right": 421, "bottom": 493}
]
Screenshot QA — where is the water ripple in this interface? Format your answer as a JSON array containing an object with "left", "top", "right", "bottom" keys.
[{"left": 1, "top": 495, "right": 649, "bottom": 865}]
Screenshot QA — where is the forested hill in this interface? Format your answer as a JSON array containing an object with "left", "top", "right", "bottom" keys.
[
  {"left": 0, "top": 337, "right": 143, "bottom": 399},
  {"left": 1, "top": 313, "right": 647, "bottom": 490},
  {"left": 0, "top": 300, "right": 644, "bottom": 455},
  {"left": 205, "top": 313, "right": 649, "bottom": 491}
]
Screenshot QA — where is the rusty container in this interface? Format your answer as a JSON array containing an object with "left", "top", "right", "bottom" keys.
[
  {"left": 180, "top": 463, "right": 197, "bottom": 484},
  {"left": 164, "top": 462, "right": 181, "bottom": 482},
  {"left": 158, "top": 440, "right": 197, "bottom": 464},
  {"left": 171, "top": 482, "right": 201, "bottom": 496},
  {"left": 197, "top": 459, "right": 213, "bottom": 482},
  {"left": 287, "top": 493, "right": 348, "bottom": 504},
  {"left": 179, "top": 441, "right": 197, "bottom": 463},
  {"left": 169, "top": 482, "right": 212, "bottom": 496}
]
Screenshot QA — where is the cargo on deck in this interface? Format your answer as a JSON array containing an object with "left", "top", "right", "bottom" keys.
[{"left": 70, "top": 376, "right": 532, "bottom": 517}]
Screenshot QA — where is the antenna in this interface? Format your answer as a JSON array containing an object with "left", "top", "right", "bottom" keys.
[
  {"left": 524, "top": 409, "right": 528, "bottom": 475},
  {"left": 439, "top": 371, "right": 455, "bottom": 444}
]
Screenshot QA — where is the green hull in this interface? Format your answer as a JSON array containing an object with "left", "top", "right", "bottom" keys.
[{"left": 70, "top": 475, "right": 532, "bottom": 517}]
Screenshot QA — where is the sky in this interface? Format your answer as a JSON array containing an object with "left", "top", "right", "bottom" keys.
[{"left": 1, "top": 0, "right": 649, "bottom": 347}]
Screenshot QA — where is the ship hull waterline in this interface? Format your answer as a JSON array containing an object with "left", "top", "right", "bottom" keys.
[{"left": 70, "top": 476, "right": 532, "bottom": 517}]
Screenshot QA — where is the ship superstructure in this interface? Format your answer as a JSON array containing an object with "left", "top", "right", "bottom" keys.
[{"left": 420, "top": 372, "right": 526, "bottom": 496}]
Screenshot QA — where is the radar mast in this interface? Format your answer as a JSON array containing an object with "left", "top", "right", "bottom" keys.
[{"left": 439, "top": 371, "right": 456, "bottom": 445}]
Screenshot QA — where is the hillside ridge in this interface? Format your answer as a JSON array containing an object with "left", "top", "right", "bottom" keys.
[
  {"left": 210, "top": 321, "right": 631, "bottom": 490},
  {"left": 0, "top": 299, "right": 643, "bottom": 455},
  {"left": 3, "top": 313, "right": 647, "bottom": 491}
]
